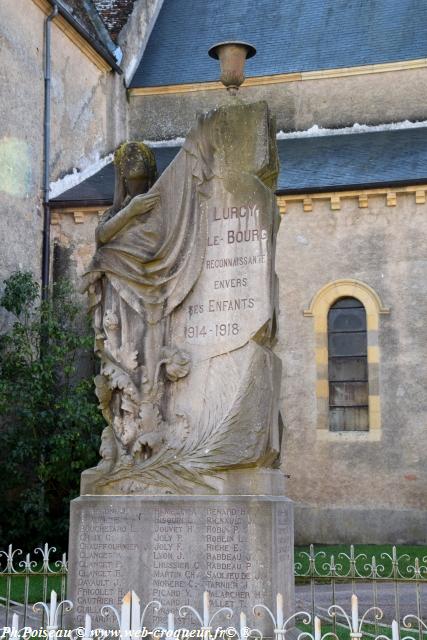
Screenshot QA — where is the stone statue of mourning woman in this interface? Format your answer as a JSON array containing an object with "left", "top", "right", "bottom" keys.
[
  {"left": 82, "top": 73, "right": 283, "bottom": 496},
  {"left": 71, "top": 47, "right": 293, "bottom": 637},
  {"left": 82, "top": 141, "right": 197, "bottom": 474}
]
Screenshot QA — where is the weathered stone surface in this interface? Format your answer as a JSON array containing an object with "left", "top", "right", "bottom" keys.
[
  {"left": 118, "top": 0, "right": 163, "bottom": 84},
  {"left": 129, "top": 67, "right": 427, "bottom": 141},
  {"left": 294, "top": 504, "right": 427, "bottom": 545},
  {"left": 0, "top": 0, "right": 127, "bottom": 324},
  {"left": 278, "top": 193, "right": 427, "bottom": 543},
  {"left": 82, "top": 98, "right": 283, "bottom": 495},
  {"left": 82, "top": 467, "right": 286, "bottom": 496},
  {"left": 68, "top": 494, "right": 294, "bottom": 632}
]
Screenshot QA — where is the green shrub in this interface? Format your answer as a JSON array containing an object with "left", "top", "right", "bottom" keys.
[{"left": 0, "top": 272, "right": 103, "bottom": 550}]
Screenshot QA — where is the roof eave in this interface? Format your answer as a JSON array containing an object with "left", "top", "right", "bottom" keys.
[
  {"left": 50, "top": 198, "right": 113, "bottom": 208},
  {"left": 276, "top": 177, "right": 427, "bottom": 196},
  {"left": 51, "top": 177, "right": 427, "bottom": 208},
  {"left": 50, "top": 0, "right": 123, "bottom": 73}
]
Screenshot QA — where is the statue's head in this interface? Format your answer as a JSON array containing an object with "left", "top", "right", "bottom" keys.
[{"left": 113, "top": 141, "right": 157, "bottom": 202}]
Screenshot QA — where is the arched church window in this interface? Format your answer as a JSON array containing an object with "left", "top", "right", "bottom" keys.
[
  {"left": 305, "top": 279, "right": 390, "bottom": 439},
  {"left": 328, "top": 297, "right": 369, "bottom": 431}
]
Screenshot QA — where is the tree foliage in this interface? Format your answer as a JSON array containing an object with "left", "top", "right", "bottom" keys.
[{"left": 0, "top": 272, "right": 103, "bottom": 550}]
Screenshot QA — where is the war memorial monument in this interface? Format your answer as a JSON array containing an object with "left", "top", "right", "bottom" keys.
[{"left": 68, "top": 43, "right": 294, "bottom": 631}]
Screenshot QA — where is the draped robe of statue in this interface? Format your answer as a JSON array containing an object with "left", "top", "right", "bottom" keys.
[{"left": 82, "top": 99, "right": 283, "bottom": 495}]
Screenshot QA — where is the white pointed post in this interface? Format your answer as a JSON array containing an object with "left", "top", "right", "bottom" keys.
[
  {"left": 240, "top": 612, "right": 247, "bottom": 639},
  {"left": 236, "top": 609, "right": 263, "bottom": 640},
  {"left": 167, "top": 613, "right": 175, "bottom": 633},
  {"left": 392, "top": 620, "right": 400, "bottom": 640},
  {"left": 351, "top": 595, "right": 358, "bottom": 634},
  {"left": 152, "top": 610, "right": 174, "bottom": 639},
  {"left": 47, "top": 590, "right": 58, "bottom": 640},
  {"left": 276, "top": 593, "right": 284, "bottom": 640},
  {"left": 50, "top": 591, "right": 57, "bottom": 625},
  {"left": 131, "top": 591, "right": 141, "bottom": 640},
  {"left": 329, "top": 593, "right": 381, "bottom": 640},
  {"left": 203, "top": 591, "right": 211, "bottom": 640},
  {"left": 179, "top": 590, "right": 232, "bottom": 638},
  {"left": 83, "top": 614, "right": 92, "bottom": 640},
  {"left": 33, "top": 588, "right": 72, "bottom": 640},
  {"left": 350, "top": 594, "right": 364, "bottom": 640},
  {"left": 314, "top": 616, "right": 321, "bottom": 640},
  {"left": 11, "top": 613, "right": 19, "bottom": 639},
  {"left": 254, "top": 593, "right": 310, "bottom": 640},
  {"left": 121, "top": 592, "right": 131, "bottom": 640},
  {"left": 203, "top": 592, "right": 210, "bottom": 625}
]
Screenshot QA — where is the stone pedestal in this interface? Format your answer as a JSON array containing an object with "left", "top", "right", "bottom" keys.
[{"left": 68, "top": 493, "right": 294, "bottom": 633}]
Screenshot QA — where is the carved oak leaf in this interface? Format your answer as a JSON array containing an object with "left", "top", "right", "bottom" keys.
[
  {"left": 138, "top": 402, "right": 162, "bottom": 431},
  {"left": 94, "top": 374, "right": 112, "bottom": 407},
  {"left": 102, "top": 360, "right": 132, "bottom": 390},
  {"left": 101, "top": 345, "right": 139, "bottom": 391},
  {"left": 94, "top": 374, "right": 113, "bottom": 424},
  {"left": 114, "top": 345, "right": 139, "bottom": 371},
  {"left": 160, "top": 346, "right": 191, "bottom": 382}
]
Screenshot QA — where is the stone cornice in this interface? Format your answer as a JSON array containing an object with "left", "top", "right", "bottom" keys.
[
  {"left": 50, "top": 185, "right": 427, "bottom": 223},
  {"left": 277, "top": 184, "right": 427, "bottom": 214},
  {"left": 128, "top": 58, "right": 427, "bottom": 96},
  {"left": 51, "top": 206, "right": 106, "bottom": 225}
]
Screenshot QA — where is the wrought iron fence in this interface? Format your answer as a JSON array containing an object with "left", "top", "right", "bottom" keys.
[
  {"left": 0, "top": 545, "right": 67, "bottom": 628},
  {"left": 294, "top": 545, "right": 427, "bottom": 639},
  {"left": 1, "top": 589, "right": 426, "bottom": 640},
  {"left": 0, "top": 544, "right": 426, "bottom": 638}
]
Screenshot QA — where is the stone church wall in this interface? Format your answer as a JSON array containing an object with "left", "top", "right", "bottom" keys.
[
  {"left": 277, "top": 191, "right": 427, "bottom": 543},
  {"left": 0, "top": 0, "right": 125, "bottom": 329},
  {"left": 129, "top": 66, "right": 427, "bottom": 140}
]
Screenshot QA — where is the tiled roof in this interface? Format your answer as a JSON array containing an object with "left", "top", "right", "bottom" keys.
[
  {"left": 51, "top": 147, "right": 179, "bottom": 205},
  {"left": 93, "top": 0, "right": 136, "bottom": 42},
  {"left": 278, "top": 127, "right": 427, "bottom": 193},
  {"left": 129, "top": 0, "right": 427, "bottom": 88},
  {"left": 60, "top": 0, "right": 100, "bottom": 41},
  {"left": 53, "top": 162, "right": 115, "bottom": 206},
  {"left": 50, "top": 127, "right": 427, "bottom": 205},
  {"left": 58, "top": 0, "right": 118, "bottom": 60}
]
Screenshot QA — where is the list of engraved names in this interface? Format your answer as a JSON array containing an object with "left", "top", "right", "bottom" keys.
[{"left": 73, "top": 502, "right": 272, "bottom": 623}]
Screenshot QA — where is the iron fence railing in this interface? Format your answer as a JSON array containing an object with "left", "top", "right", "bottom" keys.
[
  {"left": 0, "top": 544, "right": 67, "bottom": 628},
  {"left": 1, "top": 589, "right": 426, "bottom": 640},
  {"left": 0, "top": 544, "right": 426, "bottom": 638},
  {"left": 294, "top": 545, "right": 427, "bottom": 640}
]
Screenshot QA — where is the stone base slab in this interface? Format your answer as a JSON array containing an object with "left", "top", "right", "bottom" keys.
[
  {"left": 81, "top": 468, "right": 286, "bottom": 496},
  {"left": 68, "top": 494, "right": 294, "bottom": 634}
]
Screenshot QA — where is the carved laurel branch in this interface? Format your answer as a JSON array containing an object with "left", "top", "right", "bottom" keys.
[{"left": 95, "top": 358, "right": 263, "bottom": 493}]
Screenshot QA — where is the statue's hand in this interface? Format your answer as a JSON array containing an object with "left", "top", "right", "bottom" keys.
[
  {"left": 129, "top": 193, "right": 160, "bottom": 217},
  {"left": 96, "top": 193, "right": 160, "bottom": 244}
]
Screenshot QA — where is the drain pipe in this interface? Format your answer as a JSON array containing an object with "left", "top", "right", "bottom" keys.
[{"left": 41, "top": 2, "right": 58, "bottom": 301}]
